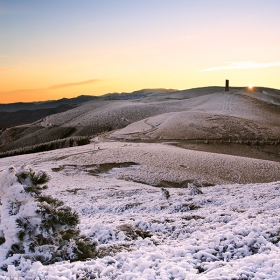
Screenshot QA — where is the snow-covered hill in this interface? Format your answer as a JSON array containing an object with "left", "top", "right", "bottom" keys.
[
  {"left": 0, "top": 86, "right": 279, "bottom": 278},
  {"left": 0, "top": 142, "right": 279, "bottom": 279},
  {"left": 1, "top": 87, "right": 279, "bottom": 157},
  {"left": 109, "top": 91, "right": 280, "bottom": 141}
]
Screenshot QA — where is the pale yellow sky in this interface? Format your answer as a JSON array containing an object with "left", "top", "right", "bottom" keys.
[{"left": 1, "top": 0, "right": 280, "bottom": 103}]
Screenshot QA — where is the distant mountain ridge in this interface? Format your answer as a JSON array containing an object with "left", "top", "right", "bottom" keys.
[
  {"left": 0, "top": 95, "right": 98, "bottom": 112},
  {"left": 0, "top": 89, "right": 177, "bottom": 112},
  {"left": 0, "top": 104, "right": 78, "bottom": 128},
  {"left": 0, "top": 89, "right": 177, "bottom": 128},
  {"left": 102, "top": 88, "right": 177, "bottom": 100}
]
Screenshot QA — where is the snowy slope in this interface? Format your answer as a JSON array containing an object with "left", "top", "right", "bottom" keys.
[
  {"left": 1, "top": 87, "right": 279, "bottom": 155},
  {"left": 110, "top": 110, "right": 280, "bottom": 141},
  {"left": 0, "top": 86, "right": 279, "bottom": 279},
  {"left": 110, "top": 91, "right": 280, "bottom": 142},
  {"left": 0, "top": 142, "right": 279, "bottom": 279},
  {"left": 40, "top": 89, "right": 280, "bottom": 130}
]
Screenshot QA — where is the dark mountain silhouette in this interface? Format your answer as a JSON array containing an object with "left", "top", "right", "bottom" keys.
[
  {"left": 0, "top": 104, "right": 78, "bottom": 128},
  {"left": 0, "top": 90, "right": 176, "bottom": 128},
  {"left": 0, "top": 95, "right": 97, "bottom": 112}
]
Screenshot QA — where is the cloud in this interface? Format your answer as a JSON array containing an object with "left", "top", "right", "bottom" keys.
[
  {"left": 48, "top": 79, "right": 101, "bottom": 90},
  {"left": 202, "top": 61, "right": 280, "bottom": 72},
  {"left": 0, "top": 79, "right": 101, "bottom": 96}
]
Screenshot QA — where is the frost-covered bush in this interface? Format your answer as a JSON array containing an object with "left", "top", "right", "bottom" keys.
[
  {"left": 0, "top": 165, "right": 96, "bottom": 269},
  {"left": 161, "top": 188, "right": 170, "bottom": 199}
]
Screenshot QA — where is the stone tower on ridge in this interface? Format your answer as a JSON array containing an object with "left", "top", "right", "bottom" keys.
[{"left": 225, "top": 80, "right": 229, "bottom": 92}]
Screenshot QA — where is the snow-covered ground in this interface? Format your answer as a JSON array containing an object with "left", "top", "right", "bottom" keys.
[
  {"left": 109, "top": 91, "right": 280, "bottom": 142},
  {"left": 35, "top": 89, "right": 280, "bottom": 137},
  {"left": 2, "top": 88, "right": 279, "bottom": 159},
  {"left": 0, "top": 141, "right": 280, "bottom": 279}
]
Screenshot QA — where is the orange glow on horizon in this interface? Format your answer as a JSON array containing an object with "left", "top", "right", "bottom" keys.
[{"left": 1, "top": 2, "right": 280, "bottom": 103}]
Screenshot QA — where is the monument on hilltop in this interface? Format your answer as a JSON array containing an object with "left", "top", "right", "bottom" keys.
[{"left": 225, "top": 79, "right": 229, "bottom": 92}]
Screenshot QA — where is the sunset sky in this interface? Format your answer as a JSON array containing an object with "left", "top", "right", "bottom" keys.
[{"left": 1, "top": 0, "right": 280, "bottom": 103}]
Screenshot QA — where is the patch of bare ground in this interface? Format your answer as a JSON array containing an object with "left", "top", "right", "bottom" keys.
[
  {"left": 170, "top": 141, "right": 280, "bottom": 163},
  {"left": 97, "top": 243, "right": 132, "bottom": 258},
  {"left": 52, "top": 162, "right": 139, "bottom": 175},
  {"left": 156, "top": 180, "right": 214, "bottom": 188}
]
